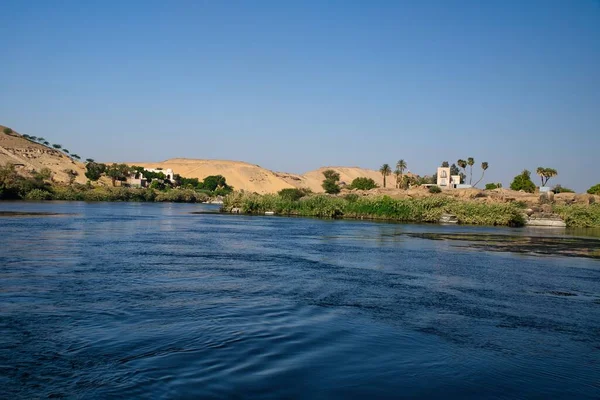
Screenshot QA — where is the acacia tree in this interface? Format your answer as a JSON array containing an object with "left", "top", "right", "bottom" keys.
[
  {"left": 85, "top": 162, "right": 106, "bottom": 181},
  {"left": 536, "top": 167, "right": 558, "bottom": 187},
  {"left": 63, "top": 169, "right": 78, "bottom": 185},
  {"left": 473, "top": 162, "right": 489, "bottom": 187},
  {"left": 322, "top": 169, "right": 341, "bottom": 194},
  {"left": 106, "top": 163, "right": 131, "bottom": 186},
  {"left": 379, "top": 164, "right": 391, "bottom": 188},
  {"left": 52, "top": 144, "right": 62, "bottom": 149}
]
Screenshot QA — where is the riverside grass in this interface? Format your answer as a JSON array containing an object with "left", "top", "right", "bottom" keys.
[
  {"left": 25, "top": 186, "right": 210, "bottom": 203},
  {"left": 553, "top": 204, "right": 600, "bottom": 228},
  {"left": 222, "top": 192, "right": 528, "bottom": 227}
]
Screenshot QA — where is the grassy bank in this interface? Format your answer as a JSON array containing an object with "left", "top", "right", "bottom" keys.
[
  {"left": 553, "top": 204, "right": 600, "bottom": 228},
  {"left": 21, "top": 186, "right": 211, "bottom": 203},
  {"left": 222, "top": 192, "right": 528, "bottom": 227}
]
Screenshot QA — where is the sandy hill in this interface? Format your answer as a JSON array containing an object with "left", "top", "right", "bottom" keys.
[
  {"left": 0, "top": 125, "right": 87, "bottom": 184},
  {"left": 127, "top": 159, "right": 297, "bottom": 194},
  {"left": 128, "top": 159, "right": 412, "bottom": 194}
]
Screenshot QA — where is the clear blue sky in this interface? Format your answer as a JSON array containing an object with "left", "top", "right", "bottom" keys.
[{"left": 1, "top": 0, "right": 599, "bottom": 190}]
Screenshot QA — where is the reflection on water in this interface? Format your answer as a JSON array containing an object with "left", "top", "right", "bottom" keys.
[{"left": 1, "top": 202, "right": 599, "bottom": 399}]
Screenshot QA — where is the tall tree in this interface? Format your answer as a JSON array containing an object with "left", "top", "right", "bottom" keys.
[
  {"left": 536, "top": 167, "right": 558, "bottom": 187},
  {"left": 467, "top": 157, "right": 475, "bottom": 184},
  {"left": 473, "top": 162, "right": 489, "bottom": 187},
  {"left": 322, "top": 169, "right": 341, "bottom": 194},
  {"left": 510, "top": 170, "right": 536, "bottom": 193},
  {"left": 457, "top": 159, "right": 467, "bottom": 177},
  {"left": 380, "top": 164, "right": 392, "bottom": 188},
  {"left": 396, "top": 159, "right": 407, "bottom": 188}
]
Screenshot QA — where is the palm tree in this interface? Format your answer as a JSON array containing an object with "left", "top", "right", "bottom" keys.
[
  {"left": 467, "top": 157, "right": 475, "bottom": 184},
  {"left": 396, "top": 159, "right": 407, "bottom": 188},
  {"left": 457, "top": 159, "right": 467, "bottom": 176},
  {"left": 394, "top": 168, "right": 401, "bottom": 188},
  {"left": 473, "top": 162, "right": 489, "bottom": 187},
  {"left": 536, "top": 167, "right": 558, "bottom": 187},
  {"left": 380, "top": 163, "right": 392, "bottom": 188}
]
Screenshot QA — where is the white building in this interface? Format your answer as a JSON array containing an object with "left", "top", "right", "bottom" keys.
[{"left": 437, "top": 167, "right": 462, "bottom": 189}]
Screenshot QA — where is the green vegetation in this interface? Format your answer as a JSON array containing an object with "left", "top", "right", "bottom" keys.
[
  {"left": 473, "top": 162, "right": 489, "bottom": 187},
  {"left": 536, "top": 167, "right": 558, "bottom": 187},
  {"left": 379, "top": 164, "right": 391, "bottom": 188},
  {"left": 222, "top": 192, "right": 527, "bottom": 227},
  {"left": 395, "top": 159, "right": 407, "bottom": 188},
  {"left": 3, "top": 127, "right": 13, "bottom": 135},
  {"left": 553, "top": 204, "right": 600, "bottom": 228},
  {"left": 552, "top": 185, "right": 574, "bottom": 194},
  {"left": 277, "top": 188, "right": 312, "bottom": 201},
  {"left": 428, "top": 185, "right": 442, "bottom": 194},
  {"left": 510, "top": 170, "right": 536, "bottom": 193},
  {"left": 85, "top": 162, "right": 107, "bottom": 181},
  {"left": 348, "top": 177, "right": 377, "bottom": 190},
  {"left": 322, "top": 170, "right": 341, "bottom": 194},
  {"left": 467, "top": 157, "right": 475, "bottom": 184},
  {"left": 587, "top": 184, "right": 600, "bottom": 195},
  {"left": 0, "top": 163, "right": 223, "bottom": 203},
  {"left": 485, "top": 183, "right": 502, "bottom": 190}
]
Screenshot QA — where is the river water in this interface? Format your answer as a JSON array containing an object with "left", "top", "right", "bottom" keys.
[{"left": 1, "top": 202, "right": 599, "bottom": 398}]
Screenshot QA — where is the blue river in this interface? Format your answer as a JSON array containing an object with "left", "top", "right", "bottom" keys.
[{"left": 1, "top": 202, "right": 599, "bottom": 398}]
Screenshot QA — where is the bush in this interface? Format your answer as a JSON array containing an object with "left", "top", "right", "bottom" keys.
[
  {"left": 428, "top": 185, "right": 442, "bottom": 194},
  {"left": 3, "top": 127, "right": 13, "bottom": 135},
  {"left": 348, "top": 177, "right": 377, "bottom": 190},
  {"left": 344, "top": 193, "right": 359, "bottom": 202},
  {"left": 278, "top": 188, "right": 311, "bottom": 201},
  {"left": 510, "top": 170, "right": 536, "bottom": 193},
  {"left": 25, "top": 189, "right": 52, "bottom": 200},
  {"left": 553, "top": 185, "right": 574, "bottom": 194},
  {"left": 587, "top": 184, "right": 600, "bottom": 195},
  {"left": 485, "top": 183, "right": 502, "bottom": 190}
]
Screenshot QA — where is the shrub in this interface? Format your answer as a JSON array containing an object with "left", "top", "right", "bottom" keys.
[
  {"left": 428, "top": 185, "right": 442, "bottom": 194},
  {"left": 485, "top": 183, "right": 502, "bottom": 190},
  {"left": 348, "top": 177, "right": 377, "bottom": 190},
  {"left": 587, "top": 184, "right": 600, "bottom": 195},
  {"left": 510, "top": 170, "right": 536, "bottom": 193},
  {"left": 25, "top": 189, "right": 52, "bottom": 200},
  {"left": 3, "top": 127, "right": 13, "bottom": 135},
  {"left": 278, "top": 188, "right": 311, "bottom": 201},
  {"left": 344, "top": 193, "right": 359, "bottom": 202},
  {"left": 553, "top": 185, "right": 574, "bottom": 194}
]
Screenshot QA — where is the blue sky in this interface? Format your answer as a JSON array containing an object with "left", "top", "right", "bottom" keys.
[{"left": 1, "top": 0, "right": 599, "bottom": 190}]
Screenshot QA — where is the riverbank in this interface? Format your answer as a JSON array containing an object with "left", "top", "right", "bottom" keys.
[{"left": 222, "top": 191, "right": 600, "bottom": 228}]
